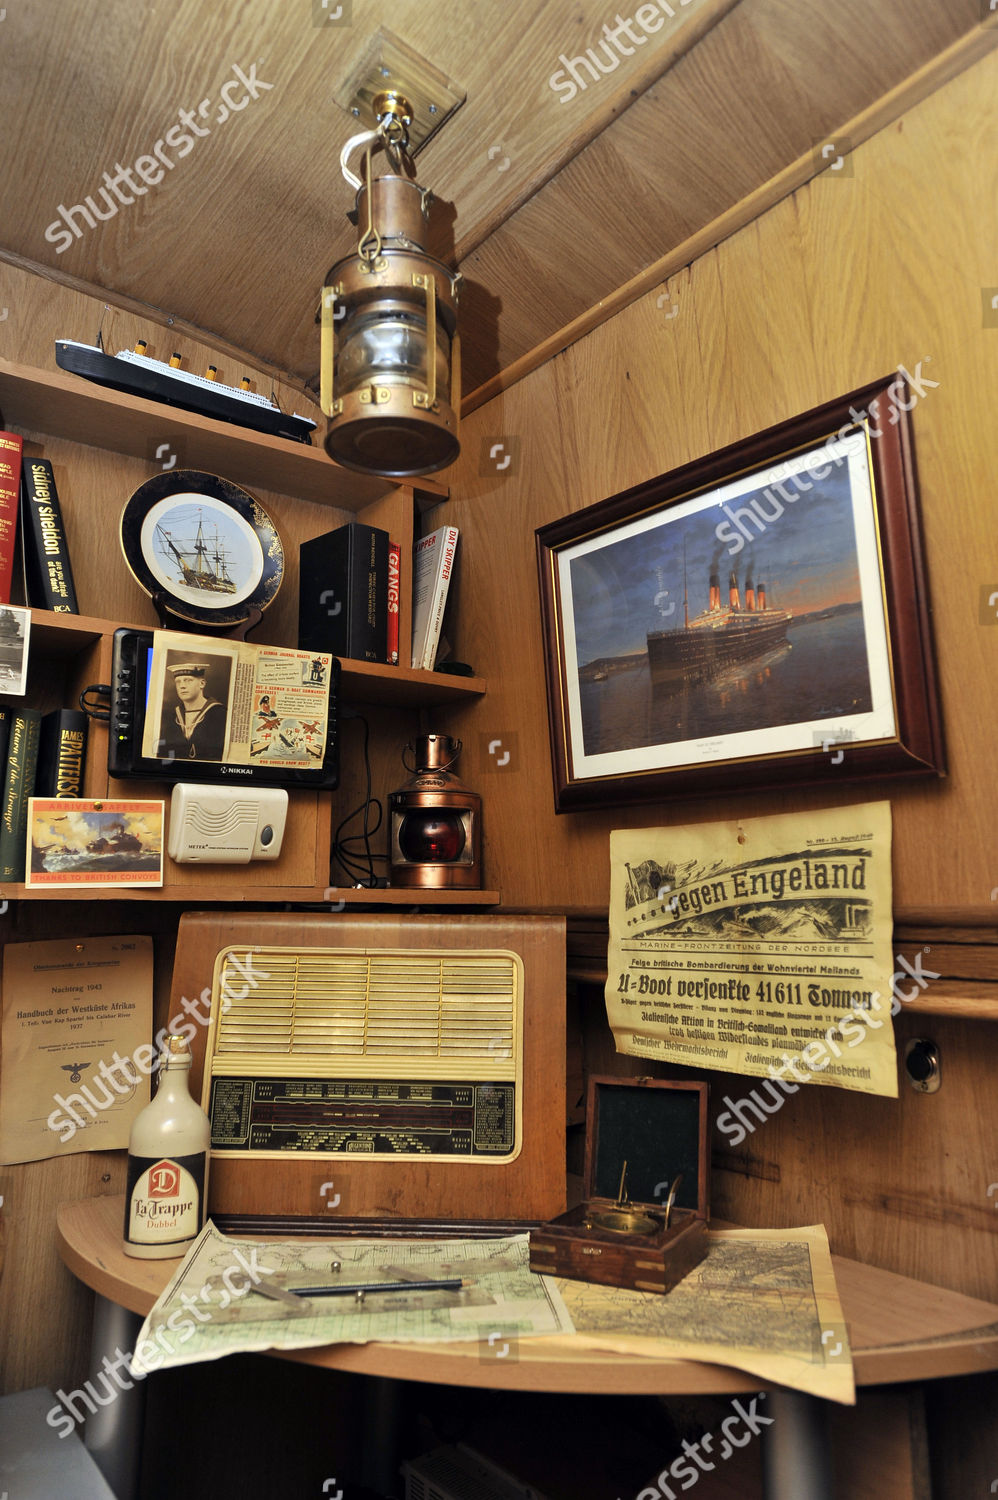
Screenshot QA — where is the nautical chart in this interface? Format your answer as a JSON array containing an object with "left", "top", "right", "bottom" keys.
[
  {"left": 553, "top": 1224, "right": 855, "bottom": 1403},
  {"left": 130, "top": 1224, "right": 573, "bottom": 1373}
]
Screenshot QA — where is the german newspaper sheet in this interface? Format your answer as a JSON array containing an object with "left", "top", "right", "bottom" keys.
[{"left": 606, "top": 802, "right": 897, "bottom": 1097}]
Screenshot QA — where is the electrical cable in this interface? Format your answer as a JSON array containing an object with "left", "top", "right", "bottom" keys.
[{"left": 330, "top": 710, "right": 389, "bottom": 888}]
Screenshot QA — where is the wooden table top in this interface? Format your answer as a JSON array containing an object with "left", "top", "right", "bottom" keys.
[{"left": 58, "top": 1195, "right": 998, "bottom": 1397}]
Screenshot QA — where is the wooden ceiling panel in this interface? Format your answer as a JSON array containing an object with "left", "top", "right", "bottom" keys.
[
  {"left": 448, "top": 0, "right": 989, "bottom": 395},
  {"left": 0, "top": 0, "right": 991, "bottom": 408}
]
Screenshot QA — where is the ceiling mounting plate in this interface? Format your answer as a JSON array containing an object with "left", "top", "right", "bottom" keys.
[{"left": 334, "top": 29, "right": 466, "bottom": 155}]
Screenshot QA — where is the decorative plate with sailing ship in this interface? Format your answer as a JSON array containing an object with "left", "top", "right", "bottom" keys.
[{"left": 120, "top": 470, "right": 284, "bottom": 627}]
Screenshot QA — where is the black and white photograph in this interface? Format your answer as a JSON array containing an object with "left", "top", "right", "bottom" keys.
[
  {"left": 0, "top": 605, "right": 31, "bottom": 696},
  {"left": 156, "top": 649, "right": 234, "bottom": 763}
]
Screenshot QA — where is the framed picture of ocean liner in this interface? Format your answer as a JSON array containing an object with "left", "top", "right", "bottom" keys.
[{"left": 536, "top": 376, "right": 944, "bottom": 811}]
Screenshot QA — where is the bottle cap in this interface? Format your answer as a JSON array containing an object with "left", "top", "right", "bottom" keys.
[{"left": 164, "top": 1034, "right": 192, "bottom": 1059}]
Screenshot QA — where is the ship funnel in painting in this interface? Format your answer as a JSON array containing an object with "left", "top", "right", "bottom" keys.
[
  {"left": 745, "top": 571, "right": 756, "bottom": 612},
  {"left": 709, "top": 566, "right": 721, "bottom": 611},
  {"left": 729, "top": 570, "right": 741, "bottom": 611},
  {"left": 757, "top": 580, "right": 767, "bottom": 609}
]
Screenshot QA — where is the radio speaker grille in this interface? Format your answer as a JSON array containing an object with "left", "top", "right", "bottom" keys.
[{"left": 211, "top": 947, "right": 518, "bottom": 1078}]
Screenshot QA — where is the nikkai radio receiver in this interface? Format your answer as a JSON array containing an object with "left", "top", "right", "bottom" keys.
[{"left": 171, "top": 911, "right": 566, "bottom": 1230}]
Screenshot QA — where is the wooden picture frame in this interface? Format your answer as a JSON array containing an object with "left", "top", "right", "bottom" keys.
[{"left": 536, "top": 376, "right": 945, "bottom": 812}]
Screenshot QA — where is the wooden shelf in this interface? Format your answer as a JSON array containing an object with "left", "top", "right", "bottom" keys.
[
  {"left": 0, "top": 357, "right": 449, "bottom": 508},
  {"left": 324, "top": 886, "right": 500, "bottom": 905},
  {"left": 22, "top": 608, "right": 485, "bottom": 706},
  {"left": 58, "top": 1194, "right": 998, "bottom": 1393},
  {"left": 3, "top": 610, "right": 489, "bottom": 904},
  {"left": 339, "top": 658, "right": 485, "bottom": 706},
  {"left": 0, "top": 357, "right": 480, "bottom": 904}
]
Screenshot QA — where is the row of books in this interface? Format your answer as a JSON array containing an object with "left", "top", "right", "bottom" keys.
[
  {"left": 298, "top": 522, "right": 459, "bottom": 671},
  {"left": 0, "top": 431, "right": 80, "bottom": 612},
  {"left": 0, "top": 707, "right": 89, "bottom": 882}
]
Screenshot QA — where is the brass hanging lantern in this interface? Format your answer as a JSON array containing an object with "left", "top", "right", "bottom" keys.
[
  {"left": 319, "top": 92, "right": 461, "bottom": 478},
  {"left": 388, "top": 734, "right": 481, "bottom": 889}
]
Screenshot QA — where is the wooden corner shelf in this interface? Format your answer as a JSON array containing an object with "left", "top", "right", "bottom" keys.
[
  {"left": 339, "top": 658, "right": 485, "bottom": 706},
  {"left": 8, "top": 610, "right": 486, "bottom": 905},
  {"left": 0, "top": 357, "right": 449, "bottom": 509},
  {"left": 324, "top": 886, "right": 501, "bottom": 906},
  {"left": 0, "top": 354, "right": 481, "bottom": 906},
  {"left": 23, "top": 608, "right": 485, "bottom": 707}
]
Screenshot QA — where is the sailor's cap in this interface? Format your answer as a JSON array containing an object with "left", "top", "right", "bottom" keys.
[{"left": 168, "top": 661, "right": 209, "bottom": 677}]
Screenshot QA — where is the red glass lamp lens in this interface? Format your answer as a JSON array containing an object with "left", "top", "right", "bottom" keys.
[{"left": 397, "top": 811, "right": 466, "bottom": 863}]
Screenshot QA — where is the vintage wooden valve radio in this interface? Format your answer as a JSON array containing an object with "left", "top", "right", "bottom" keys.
[
  {"left": 529, "top": 1075, "right": 709, "bottom": 1294},
  {"left": 171, "top": 909, "right": 566, "bottom": 1231}
]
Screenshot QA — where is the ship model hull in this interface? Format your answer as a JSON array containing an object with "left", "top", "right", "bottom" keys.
[
  {"left": 55, "top": 341, "right": 316, "bottom": 445},
  {"left": 647, "top": 570, "right": 791, "bottom": 693}
]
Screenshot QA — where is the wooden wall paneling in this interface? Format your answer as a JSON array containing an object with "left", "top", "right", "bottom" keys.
[
  {"left": 791, "top": 67, "right": 998, "bottom": 916},
  {"left": 0, "top": 1149, "right": 126, "bottom": 1394},
  {"left": 437, "top": 48, "right": 998, "bottom": 920},
  {"left": 425, "top": 55, "right": 998, "bottom": 1305},
  {"left": 708, "top": 1003, "right": 998, "bottom": 1302},
  {"left": 0, "top": 902, "right": 182, "bottom": 1396}
]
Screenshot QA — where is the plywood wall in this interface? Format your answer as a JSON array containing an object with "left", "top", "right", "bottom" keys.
[
  {"left": 429, "top": 50, "right": 998, "bottom": 1303},
  {"left": 435, "top": 47, "right": 998, "bottom": 922}
]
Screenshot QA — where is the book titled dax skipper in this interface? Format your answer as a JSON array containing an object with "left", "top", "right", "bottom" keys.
[{"left": 20, "top": 457, "right": 79, "bottom": 613}]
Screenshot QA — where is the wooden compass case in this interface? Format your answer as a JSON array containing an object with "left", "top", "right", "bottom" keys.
[
  {"left": 173, "top": 910, "right": 566, "bottom": 1230},
  {"left": 529, "top": 1075, "right": 709, "bottom": 1293}
]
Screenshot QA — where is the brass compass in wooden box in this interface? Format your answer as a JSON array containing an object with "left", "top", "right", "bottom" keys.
[{"left": 529, "top": 1075, "right": 709, "bottom": 1294}]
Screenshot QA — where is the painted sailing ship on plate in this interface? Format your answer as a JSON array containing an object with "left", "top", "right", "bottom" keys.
[
  {"left": 647, "top": 563, "right": 792, "bottom": 693},
  {"left": 154, "top": 513, "right": 236, "bottom": 595}
]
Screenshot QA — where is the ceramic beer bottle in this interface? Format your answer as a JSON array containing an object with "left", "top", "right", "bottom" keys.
[{"left": 123, "top": 1034, "right": 210, "bottom": 1259}]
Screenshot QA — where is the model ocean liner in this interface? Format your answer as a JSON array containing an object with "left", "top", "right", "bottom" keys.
[
  {"left": 646, "top": 564, "right": 792, "bottom": 692},
  {"left": 55, "top": 339, "right": 317, "bottom": 445}
]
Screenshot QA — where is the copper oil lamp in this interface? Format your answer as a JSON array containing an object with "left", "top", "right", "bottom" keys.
[
  {"left": 388, "top": 734, "right": 481, "bottom": 889},
  {"left": 319, "top": 91, "right": 461, "bottom": 478}
]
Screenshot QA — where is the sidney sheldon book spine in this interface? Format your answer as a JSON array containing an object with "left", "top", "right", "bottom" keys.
[
  {"left": 0, "top": 707, "right": 41, "bottom": 882},
  {"left": 0, "top": 431, "right": 24, "bottom": 606},
  {"left": 20, "top": 457, "right": 79, "bottom": 613},
  {"left": 34, "top": 708, "right": 88, "bottom": 799}
]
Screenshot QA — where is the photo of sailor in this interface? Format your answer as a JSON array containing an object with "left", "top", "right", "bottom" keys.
[{"left": 158, "top": 657, "right": 229, "bottom": 761}]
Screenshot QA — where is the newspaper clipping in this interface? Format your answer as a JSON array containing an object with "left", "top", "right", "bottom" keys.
[
  {"left": 143, "top": 630, "right": 333, "bottom": 771},
  {"left": 607, "top": 802, "right": 897, "bottom": 1098}
]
